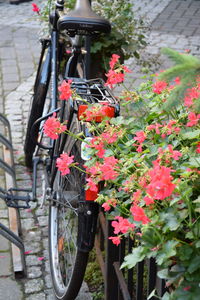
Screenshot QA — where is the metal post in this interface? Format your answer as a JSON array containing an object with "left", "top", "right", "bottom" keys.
[{"left": 105, "top": 219, "right": 119, "bottom": 300}]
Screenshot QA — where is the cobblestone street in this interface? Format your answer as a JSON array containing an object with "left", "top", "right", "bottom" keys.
[{"left": 0, "top": 0, "right": 200, "bottom": 299}]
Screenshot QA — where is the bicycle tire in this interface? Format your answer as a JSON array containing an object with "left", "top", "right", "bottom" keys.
[
  {"left": 49, "top": 124, "right": 89, "bottom": 300},
  {"left": 24, "top": 47, "right": 51, "bottom": 168}
]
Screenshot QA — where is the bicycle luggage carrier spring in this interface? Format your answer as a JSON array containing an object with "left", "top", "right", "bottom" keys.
[{"left": 70, "top": 78, "right": 119, "bottom": 105}]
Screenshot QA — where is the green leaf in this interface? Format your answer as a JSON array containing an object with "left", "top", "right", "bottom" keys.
[
  {"left": 110, "top": 116, "right": 125, "bottom": 125},
  {"left": 121, "top": 246, "right": 146, "bottom": 269},
  {"left": 178, "top": 245, "right": 193, "bottom": 261},
  {"left": 147, "top": 289, "right": 157, "bottom": 300},
  {"left": 156, "top": 240, "right": 178, "bottom": 266},
  {"left": 188, "top": 255, "right": 200, "bottom": 273},
  {"left": 157, "top": 268, "right": 169, "bottom": 279},
  {"left": 195, "top": 241, "right": 200, "bottom": 248},
  {"left": 161, "top": 292, "right": 170, "bottom": 300},
  {"left": 160, "top": 211, "right": 180, "bottom": 232},
  {"left": 188, "top": 157, "right": 200, "bottom": 168},
  {"left": 181, "top": 130, "right": 200, "bottom": 140},
  {"left": 193, "top": 196, "right": 200, "bottom": 203}
]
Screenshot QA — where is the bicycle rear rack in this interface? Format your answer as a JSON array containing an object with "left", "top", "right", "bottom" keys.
[{"left": 0, "top": 113, "right": 32, "bottom": 277}]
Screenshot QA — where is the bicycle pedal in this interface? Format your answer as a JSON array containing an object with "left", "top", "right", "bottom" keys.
[{"left": 4, "top": 188, "right": 32, "bottom": 209}]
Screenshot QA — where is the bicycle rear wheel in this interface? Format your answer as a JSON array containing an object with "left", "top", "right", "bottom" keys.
[
  {"left": 24, "top": 44, "right": 51, "bottom": 168},
  {"left": 49, "top": 129, "right": 90, "bottom": 300}
]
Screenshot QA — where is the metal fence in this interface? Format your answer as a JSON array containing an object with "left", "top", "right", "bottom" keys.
[{"left": 95, "top": 211, "right": 166, "bottom": 300}]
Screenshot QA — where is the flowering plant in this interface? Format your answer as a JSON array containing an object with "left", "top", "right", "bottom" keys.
[
  {"left": 32, "top": 0, "right": 148, "bottom": 72},
  {"left": 43, "top": 53, "right": 200, "bottom": 299}
]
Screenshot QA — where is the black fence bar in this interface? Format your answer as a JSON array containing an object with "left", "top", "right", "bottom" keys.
[
  {"left": 147, "top": 258, "right": 157, "bottom": 299},
  {"left": 105, "top": 219, "right": 120, "bottom": 300},
  {"left": 113, "top": 262, "right": 132, "bottom": 300},
  {"left": 156, "top": 277, "right": 166, "bottom": 298},
  {"left": 127, "top": 237, "right": 134, "bottom": 297},
  {"left": 96, "top": 213, "right": 165, "bottom": 300},
  {"left": 136, "top": 260, "right": 144, "bottom": 300}
]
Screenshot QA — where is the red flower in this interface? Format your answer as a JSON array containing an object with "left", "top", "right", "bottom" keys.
[
  {"left": 101, "top": 131, "right": 118, "bottom": 144},
  {"left": 58, "top": 80, "right": 73, "bottom": 100},
  {"left": 86, "top": 177, "right": 98, "bottom": 192},
  {"left": 56, "top": 153, "right": 74, "bottom": 176},
  {"left": 100, "top": 156, "right": 119, "bottom": 181},
  {"left": 109, "top": 54, "right": 120, "bottom": 70},
  {"left": 144, "top": 196, "right": 154, "bottom": 205},
  {"left": 105, "top": 69, "right": 125, "bottom": 88},
  {"left": 184, "top": 86, "right": 200, "bottom": 107},
  {"left": 88, "top": 136, "right": 105, "bottom": 158},
  {"left": 122, "top": 65, "right": 131, "bottom": 73},
  {"left": 43, "top": 113, "right": 66, "bottom": 139},
  {"left": 146, "top": 163, "right": 176, "bottom": 200},
  {"left": 196, "top": 142, "right": 200, "bottom": 153},
  {"left": 174, "top": 77, "right": 181, "bottom": 85},
  {"left": 32, "top": 3, "right": 40, "bottom": 13},
  {"left": 167, "top": 144, "right": 182, "bottom": 161},
  {"left": 131, "top": 189, "right": 142, "bottom": 205},
  {"left": 186, "top": 112, "right": 200, "bottom": 127},
  {"left": 130, "top": 205, "right": 150, "bottom": 224},
  {"left": 109, "top": 236, "right": 121, "bottom": 246},
  {"left": 102, "top": 198, "right": 117, "bottom": 211},
  {"left": 111, "top": 216, "right": 135, "bottom": 234},
  {"left": 183, "top": 286, "right": 191, "bottom": 291},
  {"left": 152, "top": 80, "right": 168, "bottom": 94},
  {"left": 134, "top": 131, "right": 146, "bottom": 143}
]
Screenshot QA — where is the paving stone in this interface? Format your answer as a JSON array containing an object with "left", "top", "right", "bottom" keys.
[
  {"left": 23, "top": 230, "right": 43, "bottom": 243},
  {"left": 0, "top": 277, "right": 23, "bottom": 300},
  {"left": 0, "top": 209, "right": 8, "bottom": 218},
  {"left": 24, "top": 278, "right": 44, "bottom": 294},
  {"left": 25, "top": 255, "right": 43, "bottom": 267},
  {"left": 0, "top": 254, "right": 12, "bottom": 276},
  {"left": 44, "top": 289, "right": 55, "bottom": 300},
  {"left": 24, "top": 242, "right": 41, "bottom": 254},
  {"left": 0, "top": 235, "right": 10, "bottom": 251},
  {"left": 38, "top": 215, "right": 48, "bottom": 227},
  {"left": 44, "top": 274, "right": 52, "bottom": 289},
  {"left": 21, "top": 218, "right": 35, "bottom": 231},
  {"left": 26, "top": 292, "right": 46, "bottom": 300},
  {"left": 27, "top": 266, "right": 42, "bottom": 279}
]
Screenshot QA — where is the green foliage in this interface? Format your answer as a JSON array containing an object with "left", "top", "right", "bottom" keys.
[
  {"left": 121, "top": 246, "right": 146, "bottom": 269},
  {"left": 92, "top": 0, "right": 147, "bottom": 65},
  {"left": 159, "top": 48, "right": 200, "bottom": 112},
  {"left": 37, "top": 0, "right": 148, "bottom": 70},
  {"left": 84, "top": 250, "right": 104, "bottom": 299},
  {"left": 80, "top": 58, "right": 200, "bottom": 299}
]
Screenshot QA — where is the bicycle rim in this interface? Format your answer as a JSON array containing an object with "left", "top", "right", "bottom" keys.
[
  {"left": 24, "top": 46, "right": 51, "bottom": 168},
  {"left": 49, "top": 138, "right": 89, "bottom": 300}
]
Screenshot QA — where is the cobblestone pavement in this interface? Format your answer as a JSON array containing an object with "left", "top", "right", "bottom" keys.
[{"left": 1, "top": 0, "right": 200, "bottom": 299}]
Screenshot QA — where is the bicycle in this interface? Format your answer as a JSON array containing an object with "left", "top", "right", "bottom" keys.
[{"left": 24, "top": 0, "right": 119, "bottom": 299}]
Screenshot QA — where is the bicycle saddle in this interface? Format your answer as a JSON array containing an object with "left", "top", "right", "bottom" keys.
[{"left": 57, "top": 0, "right": 111, "bottom": 36}]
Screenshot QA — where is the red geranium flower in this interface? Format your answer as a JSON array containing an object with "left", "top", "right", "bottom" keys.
[
  {"left": 56, "top": 153, "right": 74, "bottom": 176},
  {"left": 58, "top": 80, "right": 73, "bottom": 100},
  {"left": 43, "top": 113, "right": 66, "bottom": 140},
  {"left": 32, "top": 3, "right": 40, "bottom": 13}
]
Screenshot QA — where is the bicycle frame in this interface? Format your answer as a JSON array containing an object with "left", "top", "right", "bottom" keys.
[
  {"left": 35, "top": 0, "right": 93, "bottom": 179},
  {"left": 30, "top": 0, "right": 116, "bottom": 255}
]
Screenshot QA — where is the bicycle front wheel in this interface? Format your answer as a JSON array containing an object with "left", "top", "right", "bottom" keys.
[{"left": 49, "top": 137, "right": 89, "bottom": 300}]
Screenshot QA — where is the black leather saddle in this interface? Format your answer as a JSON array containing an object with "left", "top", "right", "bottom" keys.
[{"left": 57, "top": 0, "right": 111, "bottom": 36}]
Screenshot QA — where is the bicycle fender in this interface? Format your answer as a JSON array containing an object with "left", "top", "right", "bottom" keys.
[{"left": 77, "top": 201, "right": 99, "bottom": 252}]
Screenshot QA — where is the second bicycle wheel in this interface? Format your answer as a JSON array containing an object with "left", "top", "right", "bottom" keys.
[
  {"left": 24, "top": 44, "right": 51, "bottom": 168},
  {"left": 49, "top": 136, "right": 89, "bottom": 300}
]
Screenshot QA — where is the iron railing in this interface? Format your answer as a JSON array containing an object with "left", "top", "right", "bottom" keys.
[{"left": 95, "top": 211, "right": 166, "bottom": 300}]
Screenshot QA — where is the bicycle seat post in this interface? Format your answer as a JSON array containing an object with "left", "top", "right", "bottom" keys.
[{"left": 55, "top": 0, "right": 64, "bottom": 10}]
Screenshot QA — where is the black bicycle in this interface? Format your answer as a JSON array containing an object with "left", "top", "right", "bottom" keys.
[{"left": 24, "top": 0, "right": 119, "bottom": 299}]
